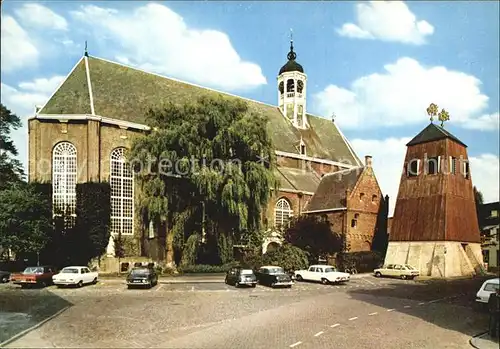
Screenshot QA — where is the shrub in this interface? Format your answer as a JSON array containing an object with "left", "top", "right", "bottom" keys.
[
  {"left": 177, "top": 261, "right": 240, "bottom": 274},
  {"left": 262, "top": 243, "right": 309, "bottom": 272},
  {"left": 336, "top": 251, "right": 384, "bottom": 273}
]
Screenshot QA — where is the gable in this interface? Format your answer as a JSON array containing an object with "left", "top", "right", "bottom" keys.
[{"left": 39, "top": 55, "right": 360, "bottom": 165}]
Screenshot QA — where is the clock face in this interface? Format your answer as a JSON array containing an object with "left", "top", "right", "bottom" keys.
[
  {"left": 279, "top": 81, "right": 284, "bottom": 93},
  {"left": 297, "top": 80, "right": 304, "bottom": 93}
]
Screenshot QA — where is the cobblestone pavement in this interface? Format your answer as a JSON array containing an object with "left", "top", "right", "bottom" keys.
[{"left": 0, "top": 276, "right": 490, "bottom": 348}]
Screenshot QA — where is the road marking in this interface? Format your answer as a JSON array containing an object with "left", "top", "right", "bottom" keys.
[
  {"left": 314, "top": 331, "right": 324, "bottom": 337},
  {"left": 387, "top": 309, "right": 395, "bottom": 312},
  {"left": 0, "top": 305, "right": 71, "bottom": 347},
  {"left": 348, "top": 317, "right": 358, "bottom": 321},
  {"left": 368, "top": 312, "right": 378, "bottom": 316},
  {"left": 418, "top": 302, "right": 425, "bottom": 305},
  {"left": 155, "top": 285, "right": 163, "bottom": 292},
  {"left": 403, "top": 305, "right": 411, "bottom": 308},
  {"left": 330, "top": 323, "right": 340, "bottom": 328},
  {"left": 335, "top": 286, "right": 340, "bottom": 289},
  {"left": 428, "top": 299, "right": 441, "bottom": 304},
  {"left": 290, "top": 341, "right": 302, "bottom": 348},
  {"left": 191, "top": 286, "right": 195, "bottom": 291},
  {"left": 362, "top": 277, "right": 376, "bottom": 286}
]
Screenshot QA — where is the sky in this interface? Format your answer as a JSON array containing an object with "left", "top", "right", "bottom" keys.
[{"left": 1, "top": 1, "right": 499, "bottom": 215}]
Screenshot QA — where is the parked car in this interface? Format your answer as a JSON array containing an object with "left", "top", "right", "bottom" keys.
[
  {"left": 10, "top": 266, "right": 57, "bottom": 288},
  {"left": 255, "top": 266, "right": 293, "bottom": 288},
  {"left": 52, "top": 266, "right": 98, "bottom": 287},
  {"left": 225, "top": 267, "right": 257, "bottom": 287},
  {"left": 294, "top": 265, "right": 350, "bottom": 285},
  {"left": 476, "top": 278, "right": 500, "bottom": 303},
  {"left": 126, "top": 267, "right": 158, "bottom": 289},
  {"left": 0, "top": 270, "right": 10, "bottom": 283},
  {"left": 373, "top": 264, "right": 419, "bottom": 280}
]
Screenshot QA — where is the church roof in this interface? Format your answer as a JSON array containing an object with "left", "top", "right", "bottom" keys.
[
  {"left": 275, "top": 167, "right": 322, "bottom": 194},
  {"left": 406, "top": 123, "right": 466, "bottom": 147},
  {"left": 39, "top": 55, "right": 361, "bottom": 166},
  {"left": 304, "top": 167, "right": 365, "bottom": 212}
]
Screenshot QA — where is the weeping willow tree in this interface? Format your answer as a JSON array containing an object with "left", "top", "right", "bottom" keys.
[{"left": 129, "top": 96, "right": 278, "bottom": 267}]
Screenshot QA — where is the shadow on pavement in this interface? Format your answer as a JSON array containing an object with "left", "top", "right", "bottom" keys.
[
  {"left": 346, "top": 276, "right": 491, "bottom": 339},
  {"left": 0, "top": 285, "right": 73, "bottom": 344}
]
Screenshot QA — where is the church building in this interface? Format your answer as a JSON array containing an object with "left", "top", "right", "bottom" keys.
[{"left": 28, "top": 39, "right": 384, "bottom": 266}]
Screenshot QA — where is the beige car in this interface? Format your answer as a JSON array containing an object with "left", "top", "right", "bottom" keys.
[{"left": 374, "top": 264, "right": 419, "bottom": 280}]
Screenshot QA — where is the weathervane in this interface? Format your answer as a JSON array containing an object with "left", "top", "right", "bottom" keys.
[
  {"left": 426, "top": 103, "right": 450, "bottom": 127},
  {"left": 426, "top": 103, "right": 438, "bottom": 123},
  {"left": 84, "top": 40, "right": 88, "bottom": 57}
]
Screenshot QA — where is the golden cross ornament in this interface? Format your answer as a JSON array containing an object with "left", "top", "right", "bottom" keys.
[
  {"left": 426, "top": 103, "right": 438, "bottom": 122},
  {"left": 438, "top": 108, "right": 450, "bottom": 127}
]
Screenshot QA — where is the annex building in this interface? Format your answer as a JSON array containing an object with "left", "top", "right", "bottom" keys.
[{"left": 28, "top": 40, "right": 385, "bottom": 267}]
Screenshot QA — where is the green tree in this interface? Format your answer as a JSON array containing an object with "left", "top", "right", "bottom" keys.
[
  {"left": 284, "top": 214, "right": 346, "bottom": 263},
  {"left": 262, "top": 243, "right": 309, "bottom": 272},
  {"left": 0, "top": 183, "right": 52, "bottom": 260},
  {"left": 129, "top": 96, "right": 278, "bottom": 266},
  {"left": 0, "top": 104, "right": 24, "bottom": 189}
]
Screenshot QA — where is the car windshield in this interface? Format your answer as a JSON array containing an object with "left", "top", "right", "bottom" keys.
[
  {"left": 484, "top": 283, "right": 500, "bottom": 292},
  {"left": 23, "top": 267, "right": 43, "bottom": 274},
  {"left": 324, "top": 267, "right": 337, "bottom": 273},
  {"left": 404, "top": 265, "right": 415, "bottom": 270},
  {"left": 268, "top": 267, "right": 284, "bottom": 275},
  {"left": 61, "top": 268, "right": 79, "bottom": 274},
  {"left": 241, "top": 269, "right": 254, "bottom": 275},
  {"left": 131, "top": 269, "right": 149, "bottom": 275}
]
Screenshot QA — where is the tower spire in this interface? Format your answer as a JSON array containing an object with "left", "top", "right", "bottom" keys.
[
  {"left": 287, "top": 29, "right": 296, "bottom": 61},
  {"left": 84, "top": 40, "right": 88, "bottom": 57}
]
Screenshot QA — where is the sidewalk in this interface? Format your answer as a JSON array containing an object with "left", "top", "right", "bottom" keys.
[{"left": 470, "top": 332, "right": 499, "bottom": 349}]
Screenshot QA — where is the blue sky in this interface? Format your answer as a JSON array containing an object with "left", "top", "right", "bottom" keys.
[{"left": 1, "top": 1, "right": 499, "bottom": 211}]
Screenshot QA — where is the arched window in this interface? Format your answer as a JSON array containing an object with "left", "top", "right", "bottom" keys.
[
  {"left": 110, "top": 148, "right": 134, "bottom": 236},
  {"left": 274, "top": 198, "right": 293, "bottom": 228},
  {"left": 286, "top": 79, "right": 295, "bottom": 92},
  {"left": 52, "top": 142, "right": 77, "bottom": 222}
]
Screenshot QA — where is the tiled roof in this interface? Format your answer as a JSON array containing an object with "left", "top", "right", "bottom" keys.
[
  {"left": 275, "top": 167, "right": 321, "bottom": 194},
  {"left": 304, "top": 167, "right": 364, "bottom": 211},
  {"left": 407, "top": 123, "right": 466, "bottom": 147},
  {"left": 39, "top": 55, "right": 361, "bottom": 165}
]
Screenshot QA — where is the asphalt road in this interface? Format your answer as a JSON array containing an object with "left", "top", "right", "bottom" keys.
[{"left": 0, "top": 275, "right": 491, "bottom": 348}]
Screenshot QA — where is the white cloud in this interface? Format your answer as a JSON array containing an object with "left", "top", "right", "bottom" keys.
[
  {"left": 0, "top": 16, "right": 39, "bottom": 72},
  {"left": 352, "top": 137, "right": 500, "bottom": 215},
  {"left": 70, "top": 3, "right": 267, "bottom": 91},
  {"left": 314, "top": 57, "right": 496, "bottom": 131},
  {"left": 1, "top": 76, "right": 66, "bottom": 170},
  {"left": 14, "top": 3, "right": 68, "bottom": 31},
  {"left": 337, "top": 1, "right": 434, "bottom": 45}
]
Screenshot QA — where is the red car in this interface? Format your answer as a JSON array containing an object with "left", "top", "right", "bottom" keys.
[{"left": 10, "top": 266, "right": 57, "bottom": 288}]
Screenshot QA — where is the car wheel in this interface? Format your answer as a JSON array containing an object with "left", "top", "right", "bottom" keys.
[
  {"left": 321, "top": 278, "right": 329, "bottom": 285},
  {"left": 235, "top": 282, "right": 239, "bottom": 288},
  {"left": 375, "top": 272, "right": 382, "bottom": 277},
  {"left": 400, "top": 275, "right": 407, "bottom": 280},
  {"left": 92, "top": 277, "right": 98, "bottom": 285},
  {"left": 40, "top": 281, "right": 47, "bottom": 288},
  {"left": 251, "top": 284, "right": 256, "bottom": 288},
  {"left": 224, "top": 278, "right": 228, "bottom": 285},
  {"left": 77, "top": 280, "right": 83, "bottom": 288},
  {"left": 296, "top": 275, "right": 303, "bottom": 281},
  {"left": 1, "top": 276, "right": 9, "bottom": 283}
]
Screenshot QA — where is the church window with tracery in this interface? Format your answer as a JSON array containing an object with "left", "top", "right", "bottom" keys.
[
  {"left": 110, "top": 148, "right": 134, "bottom": 235},
  {"left": 52, "top": 142, "right": 77, "bottom": 223},
  {"left": 274, "top": 198, "right": 293, "bottom": 228}
]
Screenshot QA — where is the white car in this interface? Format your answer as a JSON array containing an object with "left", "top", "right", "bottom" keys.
[
  {"left": 475, "top": 278, "right": 500, "bottom": 303},
  {"left": 52, "top": 266, "right": 99, "bottom": 287},
  {"left": 294, "top": 265, "right": 350, "bottom": 285}
]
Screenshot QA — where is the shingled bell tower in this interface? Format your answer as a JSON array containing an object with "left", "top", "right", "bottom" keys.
[
  {"left": 278, "top": 31, "right": 308, "bottom": 129},
  {"left": 384, "top": 105, "right": 484, "bottom": 278}
]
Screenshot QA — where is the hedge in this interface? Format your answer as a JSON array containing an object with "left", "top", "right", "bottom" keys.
[
  {"left": 336, "top": 251, "right": 384, "bottom": 273},
  {"left": 177, "top": 261, "right": 240, "bottom": 274}
]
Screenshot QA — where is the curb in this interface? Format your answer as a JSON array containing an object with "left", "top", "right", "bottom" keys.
[{"left": 470, "top": 331, "right": 489, "bottom": 349}]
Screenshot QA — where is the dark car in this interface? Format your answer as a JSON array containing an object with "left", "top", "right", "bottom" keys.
[
  {"left": 10, "top": 266, "right": 57, "bottom": 288},
  {"left": 225, "top": 267, "right": 257, "bottom": 288},
  {"left": 0, "top": 270, "right": 10, "bottom": 283},
  {"left": 126, "top": 267, "right": 158, "bottom": 289},
  {"left": 255, "top": 266, "right": 293, "bottom": 288}
]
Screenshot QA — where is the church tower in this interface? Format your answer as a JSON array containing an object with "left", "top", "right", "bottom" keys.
[
  {"left": 384, "top": 107, "right": 484, "bottom": 278},
  {"left": 278, "top": 35, "right": 308, "bottom": 129}
]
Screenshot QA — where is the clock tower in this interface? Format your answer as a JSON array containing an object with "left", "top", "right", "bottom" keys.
[{"left": 278, "top": 36, "right": 308, "bottom": 129}]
